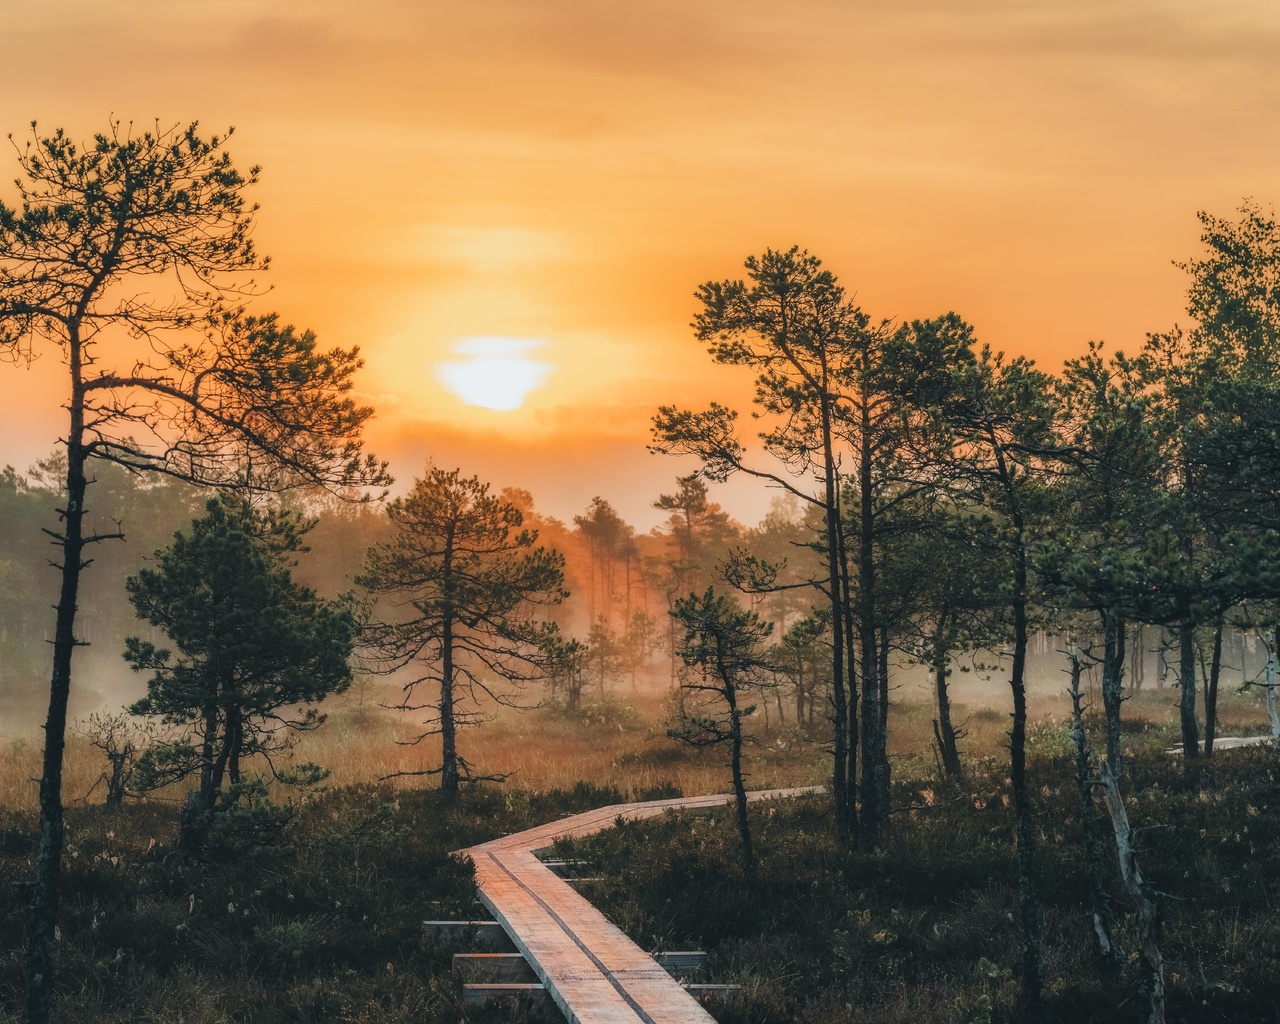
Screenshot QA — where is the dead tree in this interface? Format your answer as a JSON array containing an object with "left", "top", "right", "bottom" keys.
[{"left": 1097, "top": 759, "right": 1166, "bottom": 1024}]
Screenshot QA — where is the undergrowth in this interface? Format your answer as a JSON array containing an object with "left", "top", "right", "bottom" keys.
[
  {"left": 0, "top": 781, "right": 651, "bottom": 1024},
  {"left": 554, "top": 747, "right": 1280, "bottom": 1024},
  {"left": 0, "top": 686, "right": 1276, "bottom": 1023}
]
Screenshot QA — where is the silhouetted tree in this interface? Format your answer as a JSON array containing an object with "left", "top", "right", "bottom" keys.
[
  {"left": 75, "top": 711, "right": 153, "bottom": 809},
  {"left": 621, "top": 609, "right": 660, "bottom": 690},
  {"left": 573, "top": 496, "right": 635, "bottom": 630},
  {"left": 0, "top": 118, "right": 386, "bottom": 1024},
  {"left": 1149, "top": 203, "right": 1280, "bottom": 756},
  {"left": 652, "top": 249, "right": 869, "bottom": 842},
  {"left": 359, "top": 468, "right": 566, "bottom": 794},
  {"left": 881, "top": 497, "right": 1006, "bottom": 781},
  {"left": 668, "top": 587, "right": 773, "bottom": 869},
  {"left": 1036, "top": 343, "right": 1170, "bottom": 776},
  {"left": 648, "top": 473, "right": 739, "bottom": 685},
  {"left": 773, "top": 608, "right": 831, "bottom": 727},
  {"left": 585, "top": 614, "right": 622, "bottom": 694},
  {"left": 893, "top": 315, "right": 1057, "bottom": 1016},
  {"left": 125, "top": 495, "right": 357, "bottom": 850},
  {"left": 542, "top": 632, "right": 590, "bottom": 712}
]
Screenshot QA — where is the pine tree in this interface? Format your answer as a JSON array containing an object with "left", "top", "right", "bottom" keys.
[
  {"left": 125, "top": 495, "right": 357, "bottom": 849},
  {"left": 359, "top": 468, "right": 566, "bottom": 794}
]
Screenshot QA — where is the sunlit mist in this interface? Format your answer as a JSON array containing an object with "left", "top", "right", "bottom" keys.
[{"left": 437, "top": 337, "right": 553, "bottom": 411}]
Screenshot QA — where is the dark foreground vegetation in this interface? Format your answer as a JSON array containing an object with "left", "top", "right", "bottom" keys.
[
  {"left": 0, "top": 775, "right": 636, "bottom": 1024},
  {"left": 2, "top": 707, "right": 1277, "bottom": 1024},
  {"left": 558, "top": 745, "right": 1280, "bottom": 1024}
]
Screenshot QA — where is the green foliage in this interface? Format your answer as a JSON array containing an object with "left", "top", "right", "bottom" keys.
[
  {"left": 359, "top": 467, "right": 567, "bottom": 792},
  {"left": 557, "top": 747, "right": 1280, "bottom": 1023},
  {"left": 124, "top": 494, "right": 357, "bottom": 831},
  {"left": 0, "top": 784, "right": 550, "bottom": 1023}
]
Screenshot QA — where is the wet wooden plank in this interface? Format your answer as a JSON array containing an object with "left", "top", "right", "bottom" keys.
[
  {"left": 684, "top": 984, "right": 743, "bottom": 1001},
  {"left": 654, "top": 952, "right": 706, "bottom": 980}
]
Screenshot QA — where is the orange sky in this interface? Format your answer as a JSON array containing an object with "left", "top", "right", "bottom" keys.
[{"left": 3, "top": 1, "right": 1279, "bottom": 527}]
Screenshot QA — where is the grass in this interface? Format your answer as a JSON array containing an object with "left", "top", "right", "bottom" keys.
[
  {"left": 553, "top": 744, "right": 1280, "bottom": 1023},
  {"left": 0, "top": 673, "right": 1276, "bottom": 1023}
]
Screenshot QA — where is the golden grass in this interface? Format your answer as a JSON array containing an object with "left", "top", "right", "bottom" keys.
[
  {"left": 293, "top": 690, "right": 830, "bottom": 797},
  {"left": 2, "top": 667, "right": 1274, "bottom": 815}
]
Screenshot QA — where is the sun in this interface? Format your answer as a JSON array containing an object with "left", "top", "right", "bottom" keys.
[{"left": 437, "top": 337, "right": 553, "bottom": 412}]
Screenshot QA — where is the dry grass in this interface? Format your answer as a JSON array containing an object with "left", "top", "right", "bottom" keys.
[
  {"left": 3, "top": 668, "right": 1277, "bottom": 1024},
  {"left": 294, "top": 689, "right": 830, "bottom": 798},
  {"left": 2, "top": 663, "right": 1272, "bottom": 818}
]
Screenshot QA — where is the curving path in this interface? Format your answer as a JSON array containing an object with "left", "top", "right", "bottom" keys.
[{"left": 459, "top": 787, "right": 821, "bottom": 1024}]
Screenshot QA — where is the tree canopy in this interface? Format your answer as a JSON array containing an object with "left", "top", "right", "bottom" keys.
[
  {"left": 125, "top": 495, "right": 356, "bottom": 847},
  {"left": 359, "top": 467, "right": 567, "bottom": 793}
]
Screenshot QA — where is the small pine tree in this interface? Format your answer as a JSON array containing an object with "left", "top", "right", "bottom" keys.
[
  {"left": 668, "top": 586, "right": 773, "bottom": 869},
  {"left": 125, "top": 495, "right": 357, "bottom": 850},
  {"left": 359, "top": 468, "right": 566, "bottom": 794}
]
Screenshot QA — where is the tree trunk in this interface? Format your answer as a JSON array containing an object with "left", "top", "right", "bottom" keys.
[
  {"left": 1009, "top": 549, "right": 1045, "bottom": 1018},
  {"left": 1178, "top": 618, "right": 1199, "bottom": 759},
  {"left": 440, "top": 612, "right": 459, "bottom": 794},
  {"left": 1203, "top": 617, "right": 1223, "bottom": 756},
  {"left": 857, "top": 398, "right": 883, "bottom": 851},
  {"left": 1130, "top": 623, "right": 1145, "bottom": 692},
  {"left": 1098, "top": 760, "right": 1166, "bottom": 1024},
  {"left": 835, "top": 510, "right": 860, "bottom": 847},
  {"left": 1066, "top": 654, "right": 1116, "bottom": 970},
  {"left": 875, "top": 623, "right": 891, "bottom": 816},
  {"left": 227, "top": 705, "right": 244, "bottom": 787},
  {"left": 199, "top": 701, "right": 217, "bottom": 802},
  {"left": 1266, "top": 640, "right": 1279, "bottom": 746},
  {"left": 1102, "top": 609, "right": 1126, "bottom": 776},
  {"left": 821, "top": 394, "right": 851, "bottom": 845},
  {"left": 105, "top": 750, "right": 128, "bottom": 808},
  {"left": 26, "top": 436, "right": 88, "bottom": 1024},
  {"left": 991, "top": 432, "right": 1044, "bottom": 1018},
  {"left": 725, "top": 680, "right": 753, "bottom": 870},
  {"left": 667, "top": 590, "right": 678, "bottom": 688},
  {"left": 933, "top": 633, "right": 963, "bottom": 780}
]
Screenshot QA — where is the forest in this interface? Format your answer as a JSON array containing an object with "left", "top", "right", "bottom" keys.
[{"left": 1, "top": 120, "right": 1279, "bottom": 1024}]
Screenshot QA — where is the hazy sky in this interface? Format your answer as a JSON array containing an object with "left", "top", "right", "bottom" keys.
[{"left": 2, "top": 1, "right": 1278, "bottom": 526}]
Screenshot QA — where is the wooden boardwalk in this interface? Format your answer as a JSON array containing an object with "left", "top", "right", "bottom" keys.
[{"left": 458, "top": 787, "right": 820, "bottom": 1024}]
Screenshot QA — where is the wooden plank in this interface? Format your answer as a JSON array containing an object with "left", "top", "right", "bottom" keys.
[
  {"left": 475, "top": 848, "right": 707, "bottom": 1023},
  {"left": 460, "top": 787, "right": 821, "bottom": 1024},
  {"left": 453, "top": 952, "right": 536, "bottom": 982},
  {"left": 654, "top": 952, "right": 706, "bottom": 979},
  {"left": 540, "top": 858, "right": 589, "bottom": 877},
  {"left": 463, "top": 982, "right": 548, "bottom": 1006},
  {"left": 684, "top": 984, "right": 742, "bottom": 1001},
  {"left": 1167, "top": 734, "right": 1272, "bottom": 754},
  {"left": 421, "top": 920, "right": 516, "bottom": 951}
]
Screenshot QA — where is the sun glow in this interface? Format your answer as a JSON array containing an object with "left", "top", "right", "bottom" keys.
[{"left": 437, "top": 337, "right": 553, "bottom": 412}]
